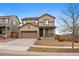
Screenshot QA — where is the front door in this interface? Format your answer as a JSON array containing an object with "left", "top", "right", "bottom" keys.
[
  {"left": 0, "top": 27, "right": 2, "bottom": 34},
  {"left": 39, "top": 28, "right": 43, "bottom": 37}
]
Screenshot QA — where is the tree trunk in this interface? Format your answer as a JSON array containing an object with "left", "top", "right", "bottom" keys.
[
  {"left": 72, "top": 39, "right": 74, "bottom": 49},
  {"left": 72, "top": 25, "right": 75, "bottom": 49}
]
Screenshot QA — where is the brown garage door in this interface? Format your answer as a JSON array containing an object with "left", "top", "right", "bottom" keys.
[{"left": 21, "top": 31, "right": 37, "bottom": 38}]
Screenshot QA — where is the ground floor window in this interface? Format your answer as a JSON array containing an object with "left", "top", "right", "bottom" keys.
[{"left": 48, "top": 29, "right": 52, "bottom": 33}]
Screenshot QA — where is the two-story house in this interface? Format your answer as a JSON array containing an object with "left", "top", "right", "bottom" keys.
[
  {"left": 0, "top": 15, "right": 20, "bottom": 38},
  {"left": 19, "top": 13, "right": 56, "bottom": 39}
]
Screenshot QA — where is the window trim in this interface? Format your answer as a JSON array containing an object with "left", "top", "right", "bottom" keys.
[
  {"left": 43, "top": 19, "right": 49, "bottom": 25},
  {"left": 13, "top": 21, "right": 16, "bottom": 25},
  {"left": 5, "top": 18, "right": 9, "bottom": 24}
]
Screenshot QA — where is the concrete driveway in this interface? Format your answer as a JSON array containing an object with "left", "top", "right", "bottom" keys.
[
  {"left": 0, "top": 38, "right": 36, "bottom": 51},
  {"left": 6, "top": 38, "right": 36, "bottom": 46}
]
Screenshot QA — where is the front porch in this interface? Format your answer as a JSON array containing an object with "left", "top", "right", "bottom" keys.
[
  {"left": 38, "top": 27, "right": 55, "bottom": 40},
  {"left": 39, "top": 28, "right": 55, "bottom": 37}
]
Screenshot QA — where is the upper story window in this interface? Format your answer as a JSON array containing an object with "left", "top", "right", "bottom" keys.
[
  {"left": 5, "top": 19, "right": 9, "bottom": 23},
  {"left": 13, "top": 21, "right": 16, "bottom": 25},
  {"left": 43, "top": 19, "right": 48, "bottom": 25},
  {"left": 35, "top": 21, "right": 38, "bottom": 24}
]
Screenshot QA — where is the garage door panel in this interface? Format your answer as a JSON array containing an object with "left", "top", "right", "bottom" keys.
[{"left": 21, "top": 31, "right": 37, "bottom": 38}]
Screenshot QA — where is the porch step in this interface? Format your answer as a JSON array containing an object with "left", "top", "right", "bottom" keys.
[{"left": 40, "top": 37, "right": 55, "bottom": 41}]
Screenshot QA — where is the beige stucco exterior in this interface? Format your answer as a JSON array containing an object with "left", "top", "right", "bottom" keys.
[{"left": 39, "top": 15, "right": 54, "bottom": 26}]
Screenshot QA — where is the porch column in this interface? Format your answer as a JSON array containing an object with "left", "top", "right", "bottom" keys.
[
  {"left": 9, "top": 27, "right": 11, "bottom": 38},
  {"left": 53, "top": 29, "right": 55, "bottom": 38},
  {"left": 5, "top": 26, "right": 8, "bottom": 38},
  {"left": 37, "top": 29, "right": 39, "bottom": 38},
  {"left": 20, "top": 31, "right": 22, "bottom": 38},
  {"left": 43, "top": 28, "right": 45, "bottom": 37}
]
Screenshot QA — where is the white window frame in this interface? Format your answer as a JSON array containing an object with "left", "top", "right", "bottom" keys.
[
  {"left": 13, "top": 21, "right": 16, "bottom": 25},
  {"left": 43, "top": 19, "right": 48, "bottom": 25},
  {"left": 5, "top": 19, "right": 9, "bottom": 23}
]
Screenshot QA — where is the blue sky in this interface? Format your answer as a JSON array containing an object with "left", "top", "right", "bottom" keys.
[
  {"left": 0, "top": 3, "right": 67, "bottom": 18},
  {"left": 0, "top": 3, "right": 79, "bottom": 34}
]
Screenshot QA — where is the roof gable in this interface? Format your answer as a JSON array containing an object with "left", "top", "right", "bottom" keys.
[
  {"left": 19, "top": 23, "right": 38, "bottom": 29},
  {"left": 39, "top": 13, "right": 55, "bottom": 19}
]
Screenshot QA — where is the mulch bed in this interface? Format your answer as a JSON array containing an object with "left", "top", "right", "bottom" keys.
[{"left": 28, "top": 47, "right": 79, "bottom": 53}]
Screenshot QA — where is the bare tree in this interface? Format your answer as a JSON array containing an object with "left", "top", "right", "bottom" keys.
[{"left": 60, "top": 4, "right": 79, "bottom": 49}]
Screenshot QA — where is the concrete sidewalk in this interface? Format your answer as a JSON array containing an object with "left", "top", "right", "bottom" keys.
[
  {"left": 32, "top": 45, "right": 79, "bottom": 48},
  {"left": 0, "top": 45, "right": 29, "bottom": 51},
  {"left": 1, "top": 44, "right": 79, "bottom": 52},
  {"left": 0, "top": 50, "right": 79, "bottom": 56},
  {"left": 26, "top": 52, "right": 79, "bottom": 56}
]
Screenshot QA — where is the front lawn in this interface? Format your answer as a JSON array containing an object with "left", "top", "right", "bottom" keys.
[
  {"left": 28, "top": 47, "right": 79, "bottom": 53},
  {"left": 35, "top": 40, "right": 79, "bottom": 46}
]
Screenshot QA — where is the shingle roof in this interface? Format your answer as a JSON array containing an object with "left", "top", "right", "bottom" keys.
[
  {"left": 21, "top": 13, "right": 55, "bottom": 21},
  {"left": 22, "top": 17, "right": 38, "bottom": 21}
]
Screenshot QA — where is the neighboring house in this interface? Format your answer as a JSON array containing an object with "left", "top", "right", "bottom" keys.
[
  {"left": 19, "top": 13, "right": 56, "bottom": 38},
  {"left": 0, "top": 15, "right": 20, "bottom": 38}
]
